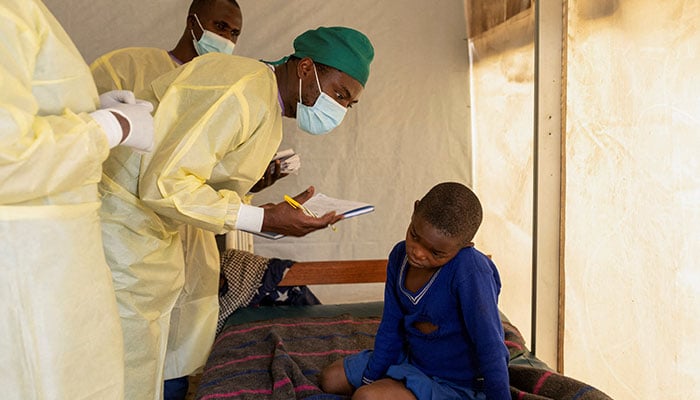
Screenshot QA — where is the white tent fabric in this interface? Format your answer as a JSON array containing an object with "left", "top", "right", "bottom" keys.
[
  {"left": 564, "top": 1, "right": 700, "bottom": 398},
  {"left": 466, "top": 0, "right": 700, "bottom": 399}
]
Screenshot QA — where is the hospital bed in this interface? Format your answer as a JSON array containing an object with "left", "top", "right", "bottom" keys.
[{"left": 194, "top": 254, "right": 613, "bottom": 400}]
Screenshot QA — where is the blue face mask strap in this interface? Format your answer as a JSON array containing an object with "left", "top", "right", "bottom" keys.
[
  {"left": 191, "top": 14, "right": 205, "bottom": 40},
  {"left": 312, "top": 64, "right": 322, "bottom": 94}
]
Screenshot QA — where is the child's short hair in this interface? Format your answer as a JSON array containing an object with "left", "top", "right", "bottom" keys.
[{"left": 414, "top": 182, "right": 483, "bottom": 243}]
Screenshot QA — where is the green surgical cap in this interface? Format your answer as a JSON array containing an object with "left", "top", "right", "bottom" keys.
[{"left": 292, "top": 26, "right": 374, "bottom": 87}]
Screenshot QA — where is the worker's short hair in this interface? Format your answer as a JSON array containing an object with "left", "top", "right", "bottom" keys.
[
  {"left": 189, "top": 0, "right": 240, "bottom": 14},
  {"left": 414, "top": 182, "right": 483, "bottom": 243}
]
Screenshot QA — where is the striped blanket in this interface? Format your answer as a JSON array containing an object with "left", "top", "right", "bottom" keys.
[
  {"left": 196, "top": 313, "right": 612, "bottom": 400},
  {"left": 196, "top": 314, "right": 379, "bottom": 400}
]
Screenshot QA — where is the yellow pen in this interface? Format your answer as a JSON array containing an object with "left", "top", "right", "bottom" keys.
[
  {"left": 284, "top": 195, "right": 316, "bottom": 217},
  {"left": 284, "top": 194, "right": 336, "bottom": 231}
]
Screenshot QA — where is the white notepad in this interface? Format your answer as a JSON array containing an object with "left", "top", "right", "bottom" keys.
[
  {"left": 302, "top": 193, "right": 375, "bottom": 218},
  {"left": 249, "top": 193, "right": 374, "bottom": 240}
]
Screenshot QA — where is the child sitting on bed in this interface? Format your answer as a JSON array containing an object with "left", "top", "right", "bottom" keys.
[{"left": 319, "top": 182, "right": 510, "bottom": 400}]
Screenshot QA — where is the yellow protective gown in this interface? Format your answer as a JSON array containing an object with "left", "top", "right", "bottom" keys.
[
  {"left": 98, "top": 52, "right": 282, "bottom": 399},
  {"left": 91, "top": 47, "right": 249, "bottom": 383},
  {"left": 164, "top": 224, "right": 220, "bottom": 379},
  {"left": 0, "top": 1, "right": 124, "bottom": 399},
  {"left": 91, "top": 47, "right": 178, "bottom": 96},
  {"left": 92, "top": 47, "right": 217, "bottom": 379}
]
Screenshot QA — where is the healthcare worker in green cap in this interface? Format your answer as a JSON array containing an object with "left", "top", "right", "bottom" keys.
[{"left": 97, "top": 25, "right": 374, "bottom": 399}]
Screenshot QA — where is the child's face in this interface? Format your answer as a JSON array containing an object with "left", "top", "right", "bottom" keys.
[{"left": 405, "top": 213, "right": 464, "bottom": 270}]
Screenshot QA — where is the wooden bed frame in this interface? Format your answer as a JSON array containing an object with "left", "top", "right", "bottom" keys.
[
  {"left": 278, "top": 259, "right": 388, "bottom": 286},
  {"left": 277, "top": 256, "right": 492, "bottom": 287}
]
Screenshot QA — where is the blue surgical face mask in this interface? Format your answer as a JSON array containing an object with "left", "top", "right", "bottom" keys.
[
  {"left": 296, "top": 64, "right": 347, "bottom": 135},
  {"left": 191, "top": 14, "right": 235, "bottom": 56}
]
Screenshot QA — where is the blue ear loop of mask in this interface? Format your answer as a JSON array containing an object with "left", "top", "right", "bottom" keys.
[
  {"left": 296, "top": 64, "right": 347, "bottom": 135},
  {"left": 191, "top": 14, "right": 235, "bottom": 56}
]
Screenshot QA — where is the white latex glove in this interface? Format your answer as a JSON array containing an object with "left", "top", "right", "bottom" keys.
[
  {"left": 99, "top": 90, "right": 136, "bottom": 108},
  {"left": 92, "top": 89, "right": 154, "bottom": 151},
  {"left": 107, "top": 101, "right": 155, "bottom": 152}
]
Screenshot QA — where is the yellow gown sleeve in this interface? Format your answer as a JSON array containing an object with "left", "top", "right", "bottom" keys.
[
  {"left": 0, "top": 0, "right": 109, "bottom": 205},
  {"left": 138, "top": 54, "right": 282, "bottom": 233}
]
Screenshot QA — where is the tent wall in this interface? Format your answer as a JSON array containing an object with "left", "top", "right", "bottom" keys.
[
  {"left": 564, "top": 1, "right": 699, "bottom": 398},
  {"left": 466, "top": 6, "right": 537, "bottom": 363},
  {"left": 466, "top": 0, "right": 700, "bottom": 398},
  {"left": 45, "top": 0, "right": 189, "bottom": 62}
]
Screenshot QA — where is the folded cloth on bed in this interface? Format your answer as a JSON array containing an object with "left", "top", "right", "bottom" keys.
[
  {"left": 247, "top": 259, "right": 321, "bottom": 309},
  {"left": 217, "top": 250, "right": 320, "bottom": 335}
]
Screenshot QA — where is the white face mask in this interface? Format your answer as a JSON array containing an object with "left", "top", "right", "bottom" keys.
[
  {"left": 296, "top": 64, "right": 347, "bottom": 135},
  {"left": 191, "top": 14, "right": 235, "bottom": 56}
]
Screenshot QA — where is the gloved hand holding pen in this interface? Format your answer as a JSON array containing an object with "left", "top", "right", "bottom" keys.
[{"left": 90, "top": 89, "right": 155, "bottom": 152}]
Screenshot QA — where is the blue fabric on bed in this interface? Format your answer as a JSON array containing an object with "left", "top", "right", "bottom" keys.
[{"left": 248, "top": 257, "right": 321, "bottom": 307}]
